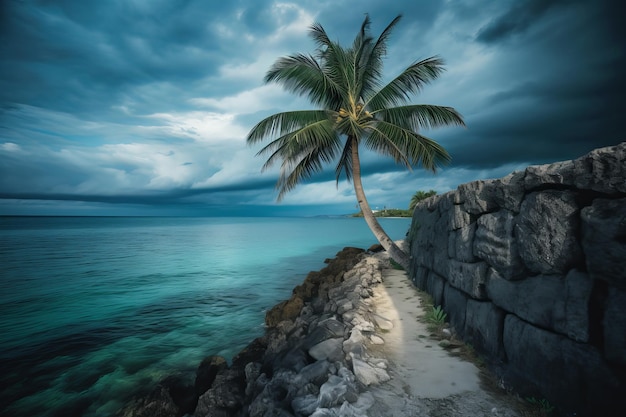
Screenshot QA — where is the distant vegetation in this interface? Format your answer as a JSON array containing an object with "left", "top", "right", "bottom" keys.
[
  {"left": 409, "top": 189, "right": 437, "bottom": 210},
  {"left": 351, "top": 189, "right": 437, "bottom": 217}
]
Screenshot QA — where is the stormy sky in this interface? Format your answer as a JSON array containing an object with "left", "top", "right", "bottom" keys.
[{"left": 1, "top": 0, "right": 624, "bottom": 216}]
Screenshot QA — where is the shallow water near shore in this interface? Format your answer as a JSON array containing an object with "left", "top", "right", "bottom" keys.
[{"left": 0, "top": 216, "right": 410, "bottom": 417}]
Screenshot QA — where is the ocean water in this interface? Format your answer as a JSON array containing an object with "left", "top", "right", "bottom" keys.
[{"left": 0, "top": 216, "right": 410, "bottom": 417}]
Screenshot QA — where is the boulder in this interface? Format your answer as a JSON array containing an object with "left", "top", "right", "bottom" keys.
[
  {"left": 195, "top": 355, "right": 228, "bottom": 396},
  {"left": 309, "top": 338, "right": 344, "bottom": 362},
  {"left": 318, "top": 374, "right": 358, "bottom": 408},
  {"left": 350, "top": 354, "right": 390, "bottom": 386},
  {"left": 266, "top": 295, "right": 304, "bottom": 327}
]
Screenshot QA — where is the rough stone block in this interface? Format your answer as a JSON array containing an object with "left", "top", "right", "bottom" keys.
[
  {"left": 487, "top": 269, "right": 592, "bottom": 342},
  {"left": 464, "top": 300, "right": 504, "bottom": 358},
  {"left": 449, "top": 204, "right": 471, "bottom": 230},
  {"left": 604, "top": 286, "right": 626, "bottom": 367},
  {"left": 474, "top": 210, "right": 525, "bottom": 279},
  {"left": 503, "top": 315, "right": 624, "bottom": 416},
  {"left": 458, "top": 179, "right": 499, "bottom": 214},
  {"left": 524, "top": 159, "right": 576, "bottom": 190},
  {"left": 445, "top": 259, "right": 488, "bottom": 299},
  {"left": 572, "top": 142, "right": 626, "bottom": 193},
  {"left": 426, "top": 270, "right": 445, "bottom": 307},
  {"left": 453, "top": 223, "right": 477, "bottom": 263},
  {"left": 411, "top": 266, "right": 429, "bottom": 289},
  {"left": 516, "top": 191, "right": 583, "bottom": 274},
  {"left": 443, "top": 284, "right": 468, "bottom": 337},
  {"left": 524, "top": 143, "right": 626, "bottom": 194},
  {"left": 581, "top": 198, "right": 626, "bottom": 289},
  {"left": 492, "top": 170, "right": 526, "bottom": 213}
]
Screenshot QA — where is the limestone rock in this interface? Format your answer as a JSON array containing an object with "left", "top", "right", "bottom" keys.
[
  {"left": 350, "top": 354, "right": 390, "bottom": 386},
  {"left": 343, "top": 329, "right": 366, "bottom": 356},
  {"left": 516, "top": 191, "right": 583, "bottom": 274},
  {"left": 318, "top": 374, "right": 358, "bottom": 408},
  {"left": 309, "top": 338, "right": 344, "bottom": 362},
  {"left": 581, "top": 198, "right": 626, "bottom": 289}
]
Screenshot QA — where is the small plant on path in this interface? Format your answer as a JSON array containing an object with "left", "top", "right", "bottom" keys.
[{"left": 425, "top": 305, "right": 447, "bottom": 331}]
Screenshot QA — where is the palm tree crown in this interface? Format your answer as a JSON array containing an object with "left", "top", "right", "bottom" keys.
[{"left": 247, "top": 15, "right": 465, "bottom": 267}]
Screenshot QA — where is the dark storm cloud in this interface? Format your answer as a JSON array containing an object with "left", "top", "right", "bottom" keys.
[
  {"left": 476, "top": 0, "right": 572, "bottom": 43},
  {"left": 0, "top": 0, "right": 273, "bottom": 117},
  {"left": 442, "top": 0, "right": 625, "bottom": 169}
]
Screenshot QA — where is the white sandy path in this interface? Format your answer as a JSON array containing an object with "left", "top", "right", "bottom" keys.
[
  {"left": 364, "top": 257, "right": 524, "bottom": 417},
  {"left": 373, "top": 268, "right": 481, "bottom": 397}
]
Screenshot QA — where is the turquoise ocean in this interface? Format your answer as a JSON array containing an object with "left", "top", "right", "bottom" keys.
[{"left": 0, "top": 216, "right": 411, "bottom": 417}]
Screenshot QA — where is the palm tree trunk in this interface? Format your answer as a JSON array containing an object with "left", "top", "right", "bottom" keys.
[{"left": 350, "top": 136, "right": 410, "bottom": 269}]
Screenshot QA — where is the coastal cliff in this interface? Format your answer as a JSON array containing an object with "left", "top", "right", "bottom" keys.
[{"left": 408, "top": 142, "right": 626, "bottom": 416}]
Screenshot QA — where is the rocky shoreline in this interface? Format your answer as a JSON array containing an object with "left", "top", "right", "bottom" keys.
[
  {"left": 118, "top": 246, "right": 396, "bottom": 417},
  {"left": 118, "top": 244, "right": 531, "bottom": 417}
]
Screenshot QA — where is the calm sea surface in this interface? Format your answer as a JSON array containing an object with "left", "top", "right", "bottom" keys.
[{"left": 0, "top": 216, "right": 410, "bottom": 417}]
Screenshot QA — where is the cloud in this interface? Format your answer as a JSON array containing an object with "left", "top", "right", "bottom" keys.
[
  {"left": 0, "top": 0, "right": 624, "bottom": 216},
  {"left": 476, "top": 0, "right": 571, "bottom": 43}
]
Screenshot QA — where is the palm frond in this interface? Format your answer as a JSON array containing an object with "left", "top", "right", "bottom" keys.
[
  {"left": 334, "top": 138, "right": 354, "bottom": 183},
  {"left": 367, "top": 56, "right": 446, "bottom": 110},
  {"left": 275, "top": 131, "right": 342, "bottom": 200},
  {"left": 374, "top": 104, "right": 466, "bottom": 130},
  {"left": 257, "top": 118, "right": 339, "bottom": 171},
  {"left": 264, "top": 54, "right": 344, "bottom": 108},
  {"left": 359, "top": 15, "right": 402, "bottom": 98},
  {"left": 365, "top": 121, "right": 451, "bottom": 171},
  {"left": 246, "top": 110, "right": 330, "bottom": 145}
]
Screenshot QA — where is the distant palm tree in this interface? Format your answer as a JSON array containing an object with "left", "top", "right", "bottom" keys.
[
  {"left": 409, "top": 190, "right": 438, "bottom": 211},
  {"left": 246, "top": 15, "right": 465, "bottom": 269}
]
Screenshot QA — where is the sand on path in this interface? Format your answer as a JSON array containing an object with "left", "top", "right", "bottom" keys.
[{"left": 364, "top": 257, "right": 526, "bottom": 417}]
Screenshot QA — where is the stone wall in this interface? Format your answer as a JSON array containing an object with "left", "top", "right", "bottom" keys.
[{"left": 407, "top": 142, "right": 626, "bottom": 416}]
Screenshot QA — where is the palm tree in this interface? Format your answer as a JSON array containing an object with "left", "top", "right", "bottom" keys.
[
  {"left": 409, "top": 190, "right": 438, "bottom": 211},
  {"left": 246, "top": 15, "right": 465, "bottom": 269}
]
